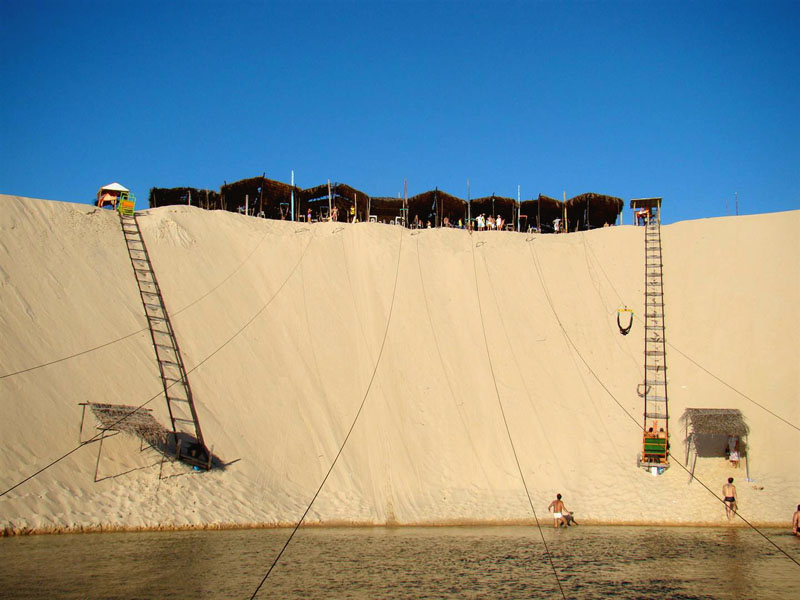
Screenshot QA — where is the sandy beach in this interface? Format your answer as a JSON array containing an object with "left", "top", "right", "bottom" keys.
[{"left": 1, "top": 194, "right": 798, "bottom": 535}]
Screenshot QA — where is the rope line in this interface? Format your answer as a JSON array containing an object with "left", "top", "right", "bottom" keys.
[
  {"left": 471, "top": 238, "right": 566, "bottom": 600},
  {"left": 528, "top": 238, "right": 800, "bottom": 569},
  {"left": 0, "top": 217, "right": 283, "bottom": 380},
  {"left": 580, "top": 234, "right": 800, "bottom": 434},
  {"left": 1, "top": 229, "right": 316, "bottom": 499},
  {"left": 249, "top": 226, "right": 405, "bottom": 599}
]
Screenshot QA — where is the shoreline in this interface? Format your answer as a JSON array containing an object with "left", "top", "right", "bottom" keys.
[{"left": 3, "top": 518, "right": 788, "bottom": 537}]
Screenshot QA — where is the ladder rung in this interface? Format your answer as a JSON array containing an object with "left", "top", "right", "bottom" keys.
[
  {"left": 645, "top": 365, "right": 667, "bottom": 371},
  {"left": 173, "top": 417, "right": 196, "bottom": 424},
  {"left": 167, "top": 396, "right": 190, "bottom": 403},
  {"left": 160, "top": 360, "right": 181, "bottom": 367}
]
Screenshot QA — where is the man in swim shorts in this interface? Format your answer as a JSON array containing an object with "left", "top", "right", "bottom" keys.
[
  {"left": 548, "top": 493, "right": 569, "bottom": 528},
  {"left": 793, "top": 504, "right": 800, "bottom": 536},
  {"left": 722, "top": 477, "right": 737, "bottom": 520}
]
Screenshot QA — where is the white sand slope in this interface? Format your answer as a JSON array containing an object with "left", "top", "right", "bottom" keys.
[{"left": 1, "top": 195, "right": 798, "bottom": 534}]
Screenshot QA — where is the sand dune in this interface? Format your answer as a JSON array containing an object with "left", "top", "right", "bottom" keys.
[{"left": 1, "top": 194, "right": 797, "bottom": 534}]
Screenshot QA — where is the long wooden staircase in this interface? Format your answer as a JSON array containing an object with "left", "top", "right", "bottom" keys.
[
  {"left": 636, "top": 201, "right": 670, "bottom": 472},
  {"left": 119, "top": 201, "right": 211, "bottom": 470}
]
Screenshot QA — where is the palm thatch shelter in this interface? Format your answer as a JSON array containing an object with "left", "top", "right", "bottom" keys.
[
  {"left": 408, "top": 189, "right": 467, "bottom": 227},
  {"left": 298, "top": 182, "right": 370, "bottom": 222},
  {"left": 520, "top": 195, "right": 563, "bottom": 232},
  {"left": 220, "top": 176, "right": 299, "bottom": 219},
  {"left": 681, "top": 408, "right": 750, "bottom": 480},
  {"left": 566, "top": 193, "right": 624, "bottom": 230},
  {"left": 469, "top": 195, "right": 517, "bottom": 229},
  {"left": 368, "top": 197, "right": 406, "bottom": 223},
  {"left": 148, "top": 187, "right": 221, "bottom": 210}
]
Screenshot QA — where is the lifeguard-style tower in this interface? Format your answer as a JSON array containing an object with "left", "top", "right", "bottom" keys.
[{"left": 96, "top": 182, "right": 130, "bottom": 210}]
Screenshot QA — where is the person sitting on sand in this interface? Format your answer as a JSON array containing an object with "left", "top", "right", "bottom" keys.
[
  {"left": 548, "top": 493, "right": 570, "bottom": 529},
  {"left": 722, "top": 477, "right": 737, "bottom": 520},
  {"left": 793, "top": 504, "right": 800, "bottom": 536}
]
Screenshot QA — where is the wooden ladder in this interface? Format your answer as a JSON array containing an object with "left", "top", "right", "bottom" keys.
[
  {"left": 640, "top": 214, "right": 670, "bottom": 469},
  {"left": 120, "top": 212, "right": 211, "bottom": 469}
]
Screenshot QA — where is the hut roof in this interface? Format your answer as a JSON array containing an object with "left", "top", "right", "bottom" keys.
[
  {"left": 630, "top": 197, "right": 662, "bottom": 210},
  {"left": 148, "top": 186, "right": 220, "bottom": 209},
  {"left": 681, "top": 408, "right": 749, "bottom": 437},
  {"left": 89, "top": 403, "right": 170, "bottom": 448},
  {"left": 299, "top": 182, "right": 369, "bottom": 203},
  {"left": 98, "top": 182, "right": 129, "bottom": 194}
]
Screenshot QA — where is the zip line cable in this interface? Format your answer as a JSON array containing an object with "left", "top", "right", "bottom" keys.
[
  {"left": 0, "top": 217, "right": 280, "bottom": 381},
  {"left": 249, "top": 227, "right": 404, "bottom": 599},
  {"left": 528, "top": 238, "right": 800, "bottom": 569},
  {"left": 580, "top": 234, "right": 800, "bottom": 434},
  {"left": 471, "top": 239, "right": 567, "bottom": 600},
  {"left": 1, "top": 228, "right": 315, "bottom": 499}
]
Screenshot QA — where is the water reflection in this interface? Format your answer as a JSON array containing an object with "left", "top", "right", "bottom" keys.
[{"left": 1, "top": 526, "right": 797, "bottom": 599}]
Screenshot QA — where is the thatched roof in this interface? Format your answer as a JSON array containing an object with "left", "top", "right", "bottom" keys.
[
  {"left": 681, "top": 408, "right": 749, "bottom": 437},
  {"left": 220, "top": 176, "right": 300, "bottom": 217},
  {"left": 89, "top": 403, "right": 170, "bottom": 450},
  {"left": 408, "top": 189, "right": 467, "bottom": 225},
  {"left": 149, "top": 187, "right": 221, "bottom": 210},
  {"left": 566, "top": 193, "right": 624, "bottom": 230},
  {"left": 147, "top": 174, "right": 629, "bottom": 232},
  {"left": 520, "top": 195, "right": 563, "bottom": 232}
]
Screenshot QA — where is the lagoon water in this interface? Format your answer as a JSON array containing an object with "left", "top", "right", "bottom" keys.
[{"left": 1, "top": 526, "right": 797, "bottom": 599}]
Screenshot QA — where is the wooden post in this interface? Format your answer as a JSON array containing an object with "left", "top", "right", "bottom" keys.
[
  {"left": 537, "top": 196, "right": 541, "bottom": 232},
  {"left": 327, "top": 180, "right": 332, "bottom": 219},
  {"left": 94, "top": 430, "right": 106, "bottom": 482},
  {"left": 259, "top": 173, "right": 265, "bottom": 217}
]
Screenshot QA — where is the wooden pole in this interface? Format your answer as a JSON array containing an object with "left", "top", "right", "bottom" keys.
[
  {"left": 327, "top": 180, "right": 332, "bottom": 220},
  {"left": 537, "top": 195, "right": 541, "bottom": 232},
  {"left": 259, "top": 173, "right": 265, "bottom": 217},
  {"left": 467, "top": 179, "right": 471, "bottom": 228}
]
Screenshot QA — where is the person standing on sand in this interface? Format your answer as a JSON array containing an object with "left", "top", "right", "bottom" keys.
[
  {"left": 793, "top": 504, "right": 800, "bottom": 536},
  {"left": 548, "top": 493, "right": 569, "bottom": 529},
  {"left": 722, "top": 477, "right": 737, "bottom": 520}
]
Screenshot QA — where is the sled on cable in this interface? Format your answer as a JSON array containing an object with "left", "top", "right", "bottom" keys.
[{"left": 617, "top": 307, "right": 633, "bottom": 335}]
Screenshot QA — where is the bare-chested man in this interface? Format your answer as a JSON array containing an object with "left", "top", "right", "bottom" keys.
[
  {"left": 793, "top": 504, "right": 800, "bottom": 536},
  {"left": 722, "top": 477, "right": 737, "bottom": 520},
  {"left": 548, "top": 493, "right": 569, "bottom": 528}
]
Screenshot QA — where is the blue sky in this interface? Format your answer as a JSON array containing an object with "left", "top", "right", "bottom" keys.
[{"left": 1, "top": 0, "right": 798, "bottom": 224}]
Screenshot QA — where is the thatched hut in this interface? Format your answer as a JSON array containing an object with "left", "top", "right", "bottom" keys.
[
  {"left": 148, "top": 187, "right": 221, "bottom": 210},
  {"left": 369, "top": 197, "right": 406, "bottom": 224},
  {"left": 298, "top": 182, "right": 371, "bottom": 223},
  {"left": 407, "top": 189, "right": 467, "bottom": 227},
  {"left": 681, "top": 408, "right": 750, "bottom": 479},
  {"left": 469, "top": 195, "right": 517, "bottom": 229},
  {"left": 220, "top": 176, "right": 299, "bottom": 219},
  {"left": 520, "top": 195, "right": 563, "bottom": 232},
  {"left": 566, "top": 193, "right": 624, "bottom": 230}
]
